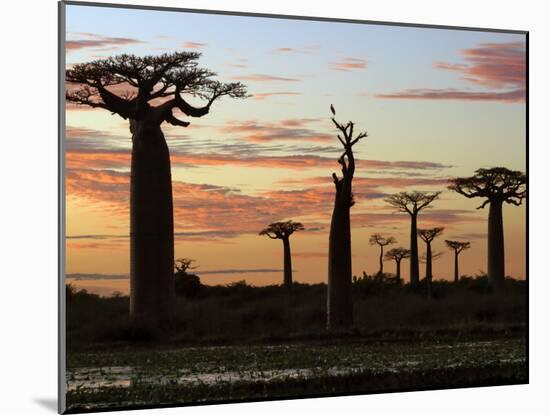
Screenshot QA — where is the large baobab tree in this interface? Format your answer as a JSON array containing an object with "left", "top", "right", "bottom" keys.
[
  {"left": 259, "top": 221, "right": 304, "bottom": 288},
  {"left": 449, "top": 168, "right": 526, "bottom": 290},
  {"left": 444, "top": 240, "right": 471, "bottom": 283},
  {"left": 326, "top": 105, "right": 367, "bottom": 330},
  {"left": 384, "top": 247, "right": 411, "bottom": 283},
  {"left": 66, "top": 53, "right": 247, "bottom": 321},
  {"left": 369, "top": 234, "right": 396, "bottom": 275},
  {"left": 384, "top": 191, "right": 441, "bottom": 286}
]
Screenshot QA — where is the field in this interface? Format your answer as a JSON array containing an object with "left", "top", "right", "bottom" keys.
[{"left": 65, "top": 276, "right": 527, "bottom": 412}]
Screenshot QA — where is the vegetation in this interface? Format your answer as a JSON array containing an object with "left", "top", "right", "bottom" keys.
[
  {"left": 449, "top": 168, "right": 526, "bottom": 290},
  {"left": 384, "top": 191, "right": 441, "bottom": 286},
  {"left": 259, "top": 221, "right": 304, "bottom": 288},
  {"left": 445, "top": 240, "right": 471, "bottom": 283},
  {"left": 369, "top": 234, "right": 397, "bottom": 275},
  {"left": 66, "top": 52, "right": 247, "bottom": 322},
  {"left": 327, "top": 105, "right": 368, "bottom": 330}
]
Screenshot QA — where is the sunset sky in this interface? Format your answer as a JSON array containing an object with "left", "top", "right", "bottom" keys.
[{"left": 64, "top": 4, "right": 527, "bottom": 296}]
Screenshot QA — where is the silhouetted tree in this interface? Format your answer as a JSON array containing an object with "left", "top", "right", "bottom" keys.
[
  {"left": 384, "top": 191, "right": 441, "bottom": 286},
  {"left": 418, "top": 227, "right": 444, "bottom": 297},
  {"left": 327, "top": 105, "right": 367, "bottom": 330},
  {"left": 259, "top": 221, "right": 304, "bottom": 288},
  {"left": 174, "top": 258, "right": 202, "bottom": 298},
  {"left": 444, "top": 240, "right": 471, "bottom": 283},
  {"left": 66, "top": 53, "right": 247, "bottom": 321},
  {"left": 384, "top": 247, "right": 411, "bottom": 283},
  {"left": 449, "top": 168, "right": 526, "bottom": 290},
  {"left": 369, "top": 234, "right": 396, "bottom": 275}
]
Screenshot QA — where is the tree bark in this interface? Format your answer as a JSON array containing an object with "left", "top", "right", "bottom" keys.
[
  {"left": 488, "top": 200, "right": 505, "bottom": 290},
  {"left": 454, "top": 251, "right": 459, "bottom": 283},
  {"left": 129, "top": 119, "right": 175, "bottom": 322},
  {"left": 425, "top": 241, "right": 432, "bottom": 297},
  {"left": 378, "top": 245, "right": 384, "bottom": 275},
  {"left": 396, "top": 259, "right": 401, "bottom": 282},
  {"left": 327, "top": 196, "right": 353, "bottom": 330},
  {"left": 409, "top": 213, "right": 419, "bottom": 286},
  {"left": 282, "top": 237, "right": 292, "bottom": 288}
]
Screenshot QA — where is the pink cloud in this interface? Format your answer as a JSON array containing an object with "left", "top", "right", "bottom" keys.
[
  {"left": 233, "top": 74, "right": 301, "bottom": 82},
  {"left": 253, "top": 92, "right": 303, "bottom": 100},
  {"left": 329, "top": 57, "right": 367, "bottom": 71},
  {"left": 183, "top": 42, "right": 207, "bottom": 49},
  {"left": 376, "top": 88, "right": 525, "bottom": 103},
  {"left": 66, "top": 34, "right": 143, "bottom": 51}
]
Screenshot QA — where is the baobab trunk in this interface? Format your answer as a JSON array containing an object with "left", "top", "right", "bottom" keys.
[
  {"left": 396, "top": 260, "right": 401, "bottom": 282},
  {"left": 282, "top": 237, "right": 292, "bottom": 288},
  {"left": 410, "top": 214, "right": 419, "bottom": 285},
  {"left": 488, "top": 200, "right": 505, "bottom": 290},
  {"left": 378, "top": 245, "right": 384, "bottom": 275},
  {"left": 129, "top": 119, "right": 175, "bottom": 322},
  {"left": 425, "top": 241, "right": 432, "bottom": 297},
  {"left": 327, "top": 200, "right": 353, "bottom": 330},
  {"left": 454, "top": 251, "right": 459, "bottom": 283}
]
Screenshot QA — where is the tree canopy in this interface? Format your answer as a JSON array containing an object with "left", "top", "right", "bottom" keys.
[
  {"left": 418, "top": 227, "right": 444, "bottom": 243},
  {"left": 385, "top": 247, "right": 411, "bottom": 261},
  {"left": 259, "top": 221, "right": 304, "bottom": 240},
  {"left": 369, "top": 234, "right": 397, "bottom": 247},
  {"left": 384, "top": 191, "right": 441, "bottom": 215},
  {"left": 66, "top": 52, "right": 248, "bottom": 125},
  {"left": 448, "top": 167, "right": 526, "bottom": 209},
  {"left": 445, "top": 240, "right": 471, "bottom": 253}
]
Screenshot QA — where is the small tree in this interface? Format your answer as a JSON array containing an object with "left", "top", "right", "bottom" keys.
[
  {"left": 444, "top": 240, "right": 471, "bottom": 283},
  {"left": 418, "top": 227, "right": 445, "bottom": 296},
  {"left": 449, "top": 168, "right": 526, "bottom": 290},
  {"left": 259, "top": 221, "right": 304, "bottom": 288},
  {"left": 66, "top": 52, "right": 247, "bottom": 321},
  {"left": 384, "top": 191, "right": 441, "bottom": 286},
  {"left": 384, "top": 247, "right": 411, "bottom": 283},
  {"left": 174, "top": 258, "right": 202, "bottom": 298},
  {"left": 369, "top": 234, "right": 396, "bottom": 275},
  {"left": 327, "top": 105, "right": 367, "bottom": 330}
]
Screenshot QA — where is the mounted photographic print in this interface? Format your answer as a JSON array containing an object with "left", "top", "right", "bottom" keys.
[{"left": 59, "top": 1, "right": 528, "bottom": 413}]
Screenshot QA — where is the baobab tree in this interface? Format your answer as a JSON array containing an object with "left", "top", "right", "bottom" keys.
[
  {"left": 66, "top": 52, "right": 247, "bottom": 321},
  {"left": 384, "top": 247, "right": 411, "bottom": 283},
  {"left": 384, "top": 191, "right": 441, "bottom": 286},
  {"left": 327, "top": 105, "right": 367, "bottom": 330},
  {"left": 418, "top": 227, "right": 444, "bottom": 297},
  {"left": 444, "top": 240, "right": 471, "bottom": 283},
  {"left": 369, "top": 234, "right": 396, "bottom": 275},
  {"left": 259, "top": 221, "right": 304, "bottom": 288},
  {"left": 449, "top": 168, "right": 526, "bottom": 290}
]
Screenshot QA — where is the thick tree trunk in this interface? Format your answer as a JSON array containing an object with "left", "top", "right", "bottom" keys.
[
  {"left": 327, "top": 198, "right": 353, "bottom": 330},
  {"left": 129, "top": 120, "right": 175, "bottom": 322},
  {"left": 396, "top": 259, "right": 401, "bottom": 282},
  {"left": 488, "top": 200, "right": 505, "bottom": 290},
  {"left": 454, "top": 251, "right": 459, "bottom": 283},
  {"left": 378, "top": 245, "right": 384, "bottom": 275},
  {"left": 425, "top": 242, "right": 432, "bottom": 297},
  {"left": 409, "top": 213, "right": 419, "bottom": 286},
  {"left": 282, "top": 237, "right": 292, "bottom": 288}
]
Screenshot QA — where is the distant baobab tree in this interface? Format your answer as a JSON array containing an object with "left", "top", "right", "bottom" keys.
[
  {"left": 66, "top": 52, "right": 247, "bottom": 321},
  {"left": 384, "top": 191, "right": 441, "bottom": 286},
  {"left": 444, "top": 240, "right": 471, "bottom": 283},
  {"left": 369, "top": 234, "right": 396, "bottom": 275},
  {"left": 259, "top": 221, "right": 304, "bottom": 288},
  {"left": 384, "top": 247, "right": 411, "bottom": 283},
  {"left": 449, "top": 168, "right": 526, "bottom": 290},
  {"left": 418, "top": 227, "right": 444, "bottom": 297},
  {"left": 327, "top": 105, "right": 367, "bottom": 330}
]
